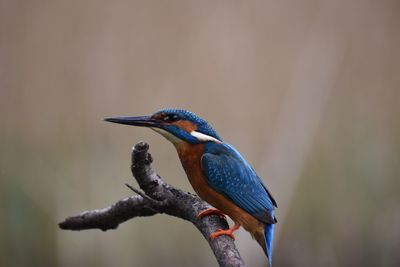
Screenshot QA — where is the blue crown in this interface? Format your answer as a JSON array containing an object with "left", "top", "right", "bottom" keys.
[{"left": 154, "top": 109, "right": 222, "bottom": 141}]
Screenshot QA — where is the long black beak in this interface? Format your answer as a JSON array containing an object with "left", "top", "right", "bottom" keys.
[{"left": 104, "top": 116, "right": 158, "bottom": 127}]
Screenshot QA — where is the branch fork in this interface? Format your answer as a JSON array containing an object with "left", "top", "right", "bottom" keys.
[{"left": 59, "top": 141, "right": 245, "bottom": 267}]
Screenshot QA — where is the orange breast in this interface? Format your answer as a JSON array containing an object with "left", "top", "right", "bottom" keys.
[{"left": 175, "top": 143, "right": 263, "bottom": 234}]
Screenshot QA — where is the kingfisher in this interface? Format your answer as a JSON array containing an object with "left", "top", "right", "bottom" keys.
[{"left": 105, "top": 109, "right": 277, "bottom": 266}]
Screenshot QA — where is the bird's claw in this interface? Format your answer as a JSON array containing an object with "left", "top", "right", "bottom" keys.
[
  {"left": 210, "top": 229, "right": 236, "bottom": 240},
  {"left": 197, "top": 208, "right": 226, "bottom": 219},
  {"left": 209, "top": 223, "right": 240, "bottom": 240}
]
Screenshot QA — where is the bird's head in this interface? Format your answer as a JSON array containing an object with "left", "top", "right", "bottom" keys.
[{"left": 105, "top": 109, "right": 222, "bottom": 145}]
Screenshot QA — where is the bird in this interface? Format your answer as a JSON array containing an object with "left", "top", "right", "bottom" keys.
[{"left": 105, "top": 109, "right": 277, "bottom": 266}]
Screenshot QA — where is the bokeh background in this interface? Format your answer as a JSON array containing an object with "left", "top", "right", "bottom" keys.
[{"left": 1, "top": 1, "right": 399, "bottom": 266}]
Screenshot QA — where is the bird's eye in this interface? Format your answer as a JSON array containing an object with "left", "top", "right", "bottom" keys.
[{"left": 163, "top": 114, "right": 180, "bottom": 122}]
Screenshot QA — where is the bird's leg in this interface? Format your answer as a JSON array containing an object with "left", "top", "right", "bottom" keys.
[
  {"left": 210, "top": 223, "right": 240, "bottom": 240},
  {"left": 197, "top": 208, "right": 226, "bottom": 219}
]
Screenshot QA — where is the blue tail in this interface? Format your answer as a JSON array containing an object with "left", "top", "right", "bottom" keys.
[{"left": 264, "top": 223, "right": 274, "bottom": 266}]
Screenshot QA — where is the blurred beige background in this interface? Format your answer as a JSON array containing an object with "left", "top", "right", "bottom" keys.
[{"left": 1, "top": 0, "right": 399, "bottom": 266}]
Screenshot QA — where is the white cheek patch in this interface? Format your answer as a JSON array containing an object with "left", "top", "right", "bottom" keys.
[
  {"left": 190, "top": 131, "right": 221, "bottom": 143},
  {"left": 151, "top": 128, "right": 183, "bottom": 144}
]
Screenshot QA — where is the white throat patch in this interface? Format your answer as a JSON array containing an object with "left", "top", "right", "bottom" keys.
[
  {"left": 151, "top": 128, "right": 221, "bottom": 144},
  {"left": 151, "top": 128, "right": 183, "bottom": 144}
]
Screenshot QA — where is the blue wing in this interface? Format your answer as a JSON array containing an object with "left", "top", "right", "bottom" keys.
[{"left": 201, "top": 142, "right": 277, "bottom": 224}]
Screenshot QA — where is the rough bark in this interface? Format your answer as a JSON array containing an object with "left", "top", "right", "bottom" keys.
[{"left": 59, "top": 141, "right": 245, "bottom": 267}]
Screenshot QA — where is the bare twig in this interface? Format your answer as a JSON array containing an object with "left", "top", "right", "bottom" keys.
[{"left": 59, "top": 141, "right": 245, "bottom": 267}]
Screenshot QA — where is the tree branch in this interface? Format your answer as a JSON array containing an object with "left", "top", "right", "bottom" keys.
[{"left": 59, "top": 141, "right": 245, "bottom": 267}]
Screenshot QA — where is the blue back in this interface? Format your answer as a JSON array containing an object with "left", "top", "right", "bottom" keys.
[{"left": 201, "top": 142, "right": 276, "bottom": 224}]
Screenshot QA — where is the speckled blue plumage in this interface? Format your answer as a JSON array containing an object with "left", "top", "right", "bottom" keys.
[
  {"left": 202, "top": 141, "right": 276, "bottom": 264},
  {"left": 202, "top": 142, "right": 276, "bottom": 223}
]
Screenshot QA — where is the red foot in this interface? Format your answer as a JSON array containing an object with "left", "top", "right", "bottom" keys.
[
  {"left": 197, "top": 208, "right": 226, "bottom": 219},
  {"left": 210, "top": 223, "right": 240, "bottom": 240}
]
